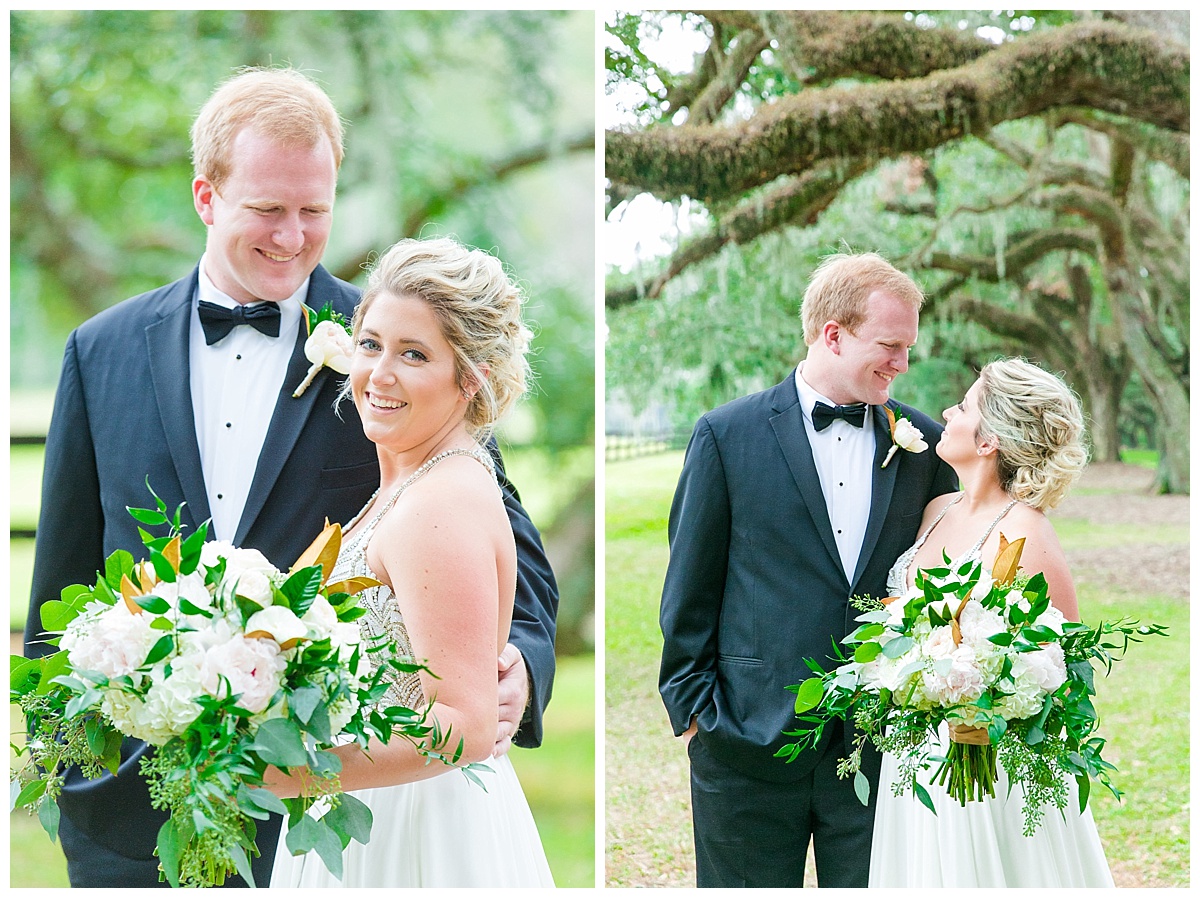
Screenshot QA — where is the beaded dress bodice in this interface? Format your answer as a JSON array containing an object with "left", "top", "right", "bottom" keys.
[
  {"left": 334, "top": 446, "right": 498, "bottom": 709},
  {"left": 885, "top": 494, "right": 1018, "bottom": 595}
]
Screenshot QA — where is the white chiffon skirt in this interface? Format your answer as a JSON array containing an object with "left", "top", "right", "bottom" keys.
[
  {"left": 869, "top": 726, "right": 1114, "bottom": 887},
  {"left": 270, "top": 754, "right": 554, "bottom": 888}
]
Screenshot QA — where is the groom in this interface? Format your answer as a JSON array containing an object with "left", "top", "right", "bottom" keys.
[
  {"left": 25, "top": 67, "right": 558, "bottom": 888},
  {"left": 659, "top": 252, "right": 957, "bottom": 887}
]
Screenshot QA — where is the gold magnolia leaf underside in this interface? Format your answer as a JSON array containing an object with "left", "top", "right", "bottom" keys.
[
  {"left": 991, "top": 532, "right": 1026, "bottom": 586},
  {"left": 291, "top": 520, "right": 341, "bottom": 586},
  {"left": 325, "top": 576, "right": 384, "bottom": 596}
]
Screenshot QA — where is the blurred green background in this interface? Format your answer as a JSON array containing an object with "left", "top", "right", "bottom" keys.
[{"left": 10, "top": 9, "right": 595, "bottom": 887}]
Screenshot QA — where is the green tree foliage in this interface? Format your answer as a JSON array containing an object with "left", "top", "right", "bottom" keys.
[{"left": 605, "top": 10, "right": 1188, "bottom": 493}]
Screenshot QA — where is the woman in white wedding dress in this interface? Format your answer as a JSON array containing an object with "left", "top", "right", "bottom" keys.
[
  {"left": 267, "top": 237, "right": 553, "bottom": 887},
  {"left": 869, "top": 358, "right": 1113, "bottom": 887}
]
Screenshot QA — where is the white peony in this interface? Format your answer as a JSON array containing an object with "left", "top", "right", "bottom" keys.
[
  {"left": 61, "top": 602, "right": 159, "bottom": 681},
  {"left": 199, "top": 635, "right": 287, "bottom": 714},
  {"left": 202, "top": 544, "right": 279, "bottom": 608}
]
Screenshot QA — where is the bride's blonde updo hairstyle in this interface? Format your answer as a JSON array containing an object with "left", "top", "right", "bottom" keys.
[
  {"left": 351, "top": 236, "right": 532, "bottom": 440},
  {"left": 976, "top": 358, "right": 1088, "bottom": 511}
]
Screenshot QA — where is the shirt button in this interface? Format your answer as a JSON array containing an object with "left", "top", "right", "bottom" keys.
[
  {"left": 226, "top": 422, "right": 232, "bottom": 428},
  {"left": 236, "top": 354, "right": 242, "bottom": 360},
  {"left": 217, "top": 493, "right": 223, "bottom": 500}
]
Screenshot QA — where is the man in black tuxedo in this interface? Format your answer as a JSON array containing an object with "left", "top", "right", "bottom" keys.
[
  {"left": 659, "top": 252, "right": 957, "bottom": 887},
  {"left": 25, "top": 67, "right": 558, "bottom": 888}
]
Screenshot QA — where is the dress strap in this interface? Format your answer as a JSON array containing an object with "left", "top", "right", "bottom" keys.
[
  {"left": 910, "top": 493, "right": 964, "bottom": 556},
  {"left": 970, "top": 497, "right": 1019, "bottom": 555},
  {"left": 362, "top": 446, "right": 497, "bottom": 541}
]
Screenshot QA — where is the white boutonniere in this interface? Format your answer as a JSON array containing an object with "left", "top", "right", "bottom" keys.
[
  {"left": 882, "top": 406, "right": 928, "bottom": 468},
  {"left": 292, "top": 302, "right": 354, "bottom": 398}
]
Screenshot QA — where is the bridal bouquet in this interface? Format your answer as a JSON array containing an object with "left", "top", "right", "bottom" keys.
[
  {"left": 780, "top": 535, "right": 1166, "bottom": 835},
  {"left": 11, "top": 487, "right": 456, "bottom": 887}
]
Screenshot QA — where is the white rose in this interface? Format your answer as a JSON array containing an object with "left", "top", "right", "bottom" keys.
[
  {"left": 61, "top": 603, "right": 159, "bottom": 680},
  {"left": 305, "top": 320, "right": 353, "bottom": 374},
  {"left": 199, "top": 635, "right": 287, "bottom": 714},
  {"left": 302, "top": 594, "right": 339, "bottom": 640},
  {"left": 245, "top": 605, "right": 309, "bottom": 649},
  {"left": 892, "top": 417, "right": 928, "bottom": 453}
]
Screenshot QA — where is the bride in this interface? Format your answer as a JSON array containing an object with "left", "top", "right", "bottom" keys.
[
  {"left": 869, "top": 357, "right": 1112, "bottom": 887},
  {"left": 267, "top": 237, "right": 554, "bottom": 887}
]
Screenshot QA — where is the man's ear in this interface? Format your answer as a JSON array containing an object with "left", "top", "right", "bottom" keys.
[
  {"left": 821, "top": 320, "right": 843, "bottom": 355},
  {"left": 193, "top": 176, "right": 217, "bottom": 226}
]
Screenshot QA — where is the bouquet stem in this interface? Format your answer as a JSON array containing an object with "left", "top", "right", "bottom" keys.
[{"left": 933, "top": 727, "right": 997, "bottom": 805}]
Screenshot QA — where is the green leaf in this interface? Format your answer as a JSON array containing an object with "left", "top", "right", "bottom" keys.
[
  {"left": 289, "top": 686, "right": 323, "bottom": 725},
  {"left": 1076, "top": 773, "right": 1091, "bottom": 812},
  {"left": 36, "top": 652, "right": 71, "bottom": 695},
  {"left": 249, "top": 718, "right": 308, "bottom": 767},
  {"left": 127, "top": 506, "right": 169, "bottom": 526},
  {"left": 142, "top": 635, "right": 175, "bottom": 667},
  {"left": 149, "top": 552, "right": 178, "bottom": 584},
  {"left": 913, "top": 781, "right": 937, "bottom": 816},
  {"left": 280, "top": 566, "right": 322, "bottom": 617},
  {"left": 135, "top": 594, "right": 171, "bottom": 615},
  {"left": 104, "top": 550, "right": 136, "bottom": 590},
  {"left": 322, "top": 792, "right": 373, "bottom": 846},
  {"left": 239, "top": 784, "right": 289, "bottom": 819},
  {"left": 156, "top": 817, "right": 183, "bottom": 888},
  {"left": 285, "top": 813, "right": 322, "bottom": 853},
  {"left": 38, "top": 795, "right": 60, "bottom": 842},
  {"left": 792, "top": 677, "right": 825, "bottom": 715},
  {"left": 229, "top": 842, "right": 256, "bottom": 888},
  {"left": 84, "top": 717, "right": 108, "bottom": 756},
  {"left": 15, "top": 778, "right": 47, "bottom": 810},
  {"left": 881, "top": 636, "right": 913, "bottom": 659},
  {"left": 39, "top": 600, "right": 78, "bottom": 633},
  {"left": 853, "top": 642, "right": 882, "bottom": 663},
  {"left": 312, "top": 818, "right": 345, "bottom": 880},
  {"left": 10, "top": 656, "right": 40, "bottom": 694},
  {"left": 852, "top": 770, "right": 870, "bottom": 807}
]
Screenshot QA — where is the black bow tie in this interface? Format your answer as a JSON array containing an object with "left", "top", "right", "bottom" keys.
[
  {"left": 812, "top": 401, "right": 867, "bottom": 431},
  {"left": 197, "top": 300, "right": 282, "bottom": 345}
]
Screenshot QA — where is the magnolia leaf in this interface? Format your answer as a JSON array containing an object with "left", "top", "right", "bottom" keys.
[
  {"left": 325, "top": 576, "right": 385, "bottom": 597},
  {"left": 884, "top": 404, "right": 897, "bottom": 434},
  {"left": 161, "top": 535, "right": 182, "bottom": 574},
  {"left": 793, "top": 677, "right": 825, "bottom": 714},
  {"left": 279, "top": 566, "right": 322, "bottom": 618},
  {"left": 156, "top": 818, "right": 183, "bottom": 888},
  {"left": 853, "top": 770, "right": 871, "bottom": 807},
  {"left": 322, "top": 792, "right": 373, "bottom": 846},
  {"left": 991, "top": 533, "right": 1025, "bottom": 585},
  {"left": 290, "top": 522, "right": 341, "bottom": 586}
]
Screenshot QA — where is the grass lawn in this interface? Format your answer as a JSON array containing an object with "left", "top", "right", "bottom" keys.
[
  {"left": 605, "top": 451, "right": 1189, "bottom": 888},
  {"left": 10, "top": 653, "right": 595, "bottom": 887}
]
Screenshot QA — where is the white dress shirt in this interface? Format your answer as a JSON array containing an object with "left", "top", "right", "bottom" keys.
[
  {"left": 794, "top": 364, "right": 876, "bottom": 582},
  {"left": 189, "top": 256, "right": 306, "bottom": 541}
]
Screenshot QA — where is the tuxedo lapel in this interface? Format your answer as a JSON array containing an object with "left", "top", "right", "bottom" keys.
[
  {"left": 849, "top": 403, "right": 900, "bottom": 592},
  {"left": 145, "top": 273, "right": 211, "bottom": 530},
  {"left": 768, "top": 379, "right": 844, "bottom": 582},
  {"left": 234, "top": 273, "right": 338, "bottom": 545}
]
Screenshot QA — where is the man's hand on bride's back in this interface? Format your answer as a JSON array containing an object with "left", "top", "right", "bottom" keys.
[{"left": 495, "top": 643, "right": 529, "bottom": 757}]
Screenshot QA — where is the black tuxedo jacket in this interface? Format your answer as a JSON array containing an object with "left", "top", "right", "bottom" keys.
[
  {"left": 26, "top": 263, "right": 558, "bottom": 885},
  {"left": 659, "top": 372, "right": 957, "bottom": 783}
]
